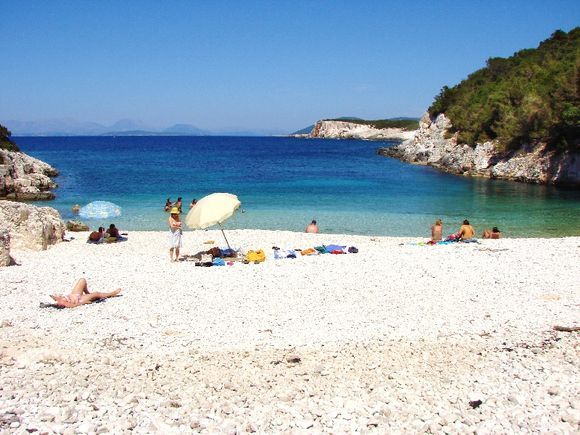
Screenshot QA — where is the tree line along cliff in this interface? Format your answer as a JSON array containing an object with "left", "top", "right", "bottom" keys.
[
  {"left": 0, "top": 123, "right": 19, "bottom": 153},
  {"left": 428, "top": 28, "right": 579, "bottom": 153}
]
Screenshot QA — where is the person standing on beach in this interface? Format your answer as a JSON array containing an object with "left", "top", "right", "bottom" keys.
[
  {"left": 431, "top": 219, "right": 443, "bottom": 241},
  {"left": 306, "top": 220, "right": 319, "bottom": 233},
  {"left": 168, "top": 207, "right": 183, "bottom": 262}
]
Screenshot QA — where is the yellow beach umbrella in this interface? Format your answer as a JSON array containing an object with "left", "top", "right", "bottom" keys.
[{"left": 185, "top": 193, "right": 241, "bottom": 248}]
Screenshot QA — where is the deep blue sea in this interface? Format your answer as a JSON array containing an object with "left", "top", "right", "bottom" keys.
[{"left": 15, "top": 136, "right": 580, "bottom": 237}]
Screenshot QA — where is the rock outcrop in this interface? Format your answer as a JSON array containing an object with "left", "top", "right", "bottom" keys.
[
  {"left": 379, "top": 113, "right": 580, "bottom": 186},
  {"left": 0, "top": 228, "right": 11, "bottom": 266},
  {"left": 0, "top": 200, "right": 65, "bottom": 251},
  {"left": 304, "top": 120, "right": 416, "bottom": 141},
  {"left": 0, "top": 149, "right": 59, "bottom": 200},
  {"left": 66, "top": 220, "right": 89, "bottom": 232}
]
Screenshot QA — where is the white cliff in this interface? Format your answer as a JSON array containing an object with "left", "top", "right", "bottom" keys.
[
  {"left": 0, "top": 149, "right": 59, "bottom": 200},
  {"left": 380, "top": 113, "right": 580, "bottom": 186},
  {"left": 305, "top": 120, "right": 416, "bottom": 141}
]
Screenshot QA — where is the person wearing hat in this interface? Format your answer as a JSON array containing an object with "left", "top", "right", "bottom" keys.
[
  {"left": 483, "top": 227, "right": 502, "bottom": 239},
  {"left": 168, "top": 206, "right": 183, "bottom": 262}
]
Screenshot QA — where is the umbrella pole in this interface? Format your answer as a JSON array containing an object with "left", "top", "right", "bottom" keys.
[{"left": 218, "top": 222, "right": 232, "bottom": 250}]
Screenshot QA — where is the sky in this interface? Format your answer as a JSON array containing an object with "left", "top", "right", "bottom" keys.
[{"left": 1, "top": 0, "right": 579, "bottom": 134}]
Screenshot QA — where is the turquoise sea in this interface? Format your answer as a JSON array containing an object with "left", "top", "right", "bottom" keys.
[{"left": 16, "top": 136, "right": 580, "bottom": 238}]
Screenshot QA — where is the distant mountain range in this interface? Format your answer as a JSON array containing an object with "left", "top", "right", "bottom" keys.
[{"left": 3, "top": 118, "right": 285, "bottom": 137}]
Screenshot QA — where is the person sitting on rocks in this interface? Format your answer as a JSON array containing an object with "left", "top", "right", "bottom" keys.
[
  {"left": 88, "top": 227, "right": 105, "bottom": 243},
  {"left": 483, "top": 227, "right": 502, "bottom": 239},
  {"left": 50, "top": 278, "right": 121, "bottom": 308}
]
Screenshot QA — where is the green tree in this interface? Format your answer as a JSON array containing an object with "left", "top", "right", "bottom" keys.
[
  {"left": 0, "top": 123, "right": 20, "bottom": 152},
  {"left": 429, "top": 28, "right": 580, "bottom": 152}
]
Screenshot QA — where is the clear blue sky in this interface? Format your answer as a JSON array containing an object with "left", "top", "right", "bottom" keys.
[{"left": 1, "top": 0, "right": 578, "bottom": 133}]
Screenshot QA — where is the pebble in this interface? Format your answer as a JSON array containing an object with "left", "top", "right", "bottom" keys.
[{"left": 0, "top": 232, "right": 578, "bottom": 433}]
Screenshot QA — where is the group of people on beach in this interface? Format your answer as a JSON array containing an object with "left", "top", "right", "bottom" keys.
[
  {"left": 430, "top": 219, "right": 501, "bottom": 242},
  {"left": 164, "top": 197, "right": 197, "bottom": 213},
  {"left": 53, "top": 215, "right": 504, "bottom": 308},
  {"left": 88, "top": 224, "right": 124, "bottom": 243}
]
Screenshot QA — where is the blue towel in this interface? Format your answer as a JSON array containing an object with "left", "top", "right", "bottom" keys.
[{"left": 324, "top": 244, "right": 346, "bottom": 253}]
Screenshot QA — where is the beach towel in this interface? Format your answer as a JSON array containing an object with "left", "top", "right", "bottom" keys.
[
  {"left": 213, "top": 258, "right": 226, "bottom": 266},
  {"left": 300, "top": 248, "right": 318, "bottom": 256},
  {"left": 274, "top": 249, "right": 297, "bottom": 259},
  {"left": 220, "top": 248, "right": 237, "bottom": 258},
  {"left": 324, "top": 244, "right": 347, "bottom": 253}
]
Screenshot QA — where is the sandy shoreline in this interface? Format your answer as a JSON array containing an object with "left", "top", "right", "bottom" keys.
[{"left": 1, "top": 230, "right": 579, "bottom": 432}]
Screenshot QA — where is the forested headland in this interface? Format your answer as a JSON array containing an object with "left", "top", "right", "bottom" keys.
[{"left": 428, "top": 28, "right": 579, "bottom": 152}]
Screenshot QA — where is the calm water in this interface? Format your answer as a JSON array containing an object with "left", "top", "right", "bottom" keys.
[{"left": 15, "top": 136, "right": 580, "bottom": 237}]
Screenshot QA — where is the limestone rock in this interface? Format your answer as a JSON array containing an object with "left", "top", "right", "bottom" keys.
[
  {"left": 305, "top": 120, "right": 416, "bottom": 141},
  {"left": 0, "top": 149, "right": 59, "bottom": 200},
  {"left": 0, "top": 228, "right": 11, "bottom": 266},
  {"left": 66, "top": 220, "right": 89, "bottom": 232},
  {"left": 379, "top": 112, "right": 580, "bottom": 186},
  {"left": 0, "top": 200, "right": 65, "bottom": 250}
]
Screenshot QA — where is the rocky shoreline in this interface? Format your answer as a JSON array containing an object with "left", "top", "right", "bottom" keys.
[
  {"left": 379, "top": 113, "right": 580, "bottom": 186},
  {"left": 0, "top": 149, "right": 59, "bottom": 200},
  {"left": 295, "top": 120, "right": 416, "bottom": 141}
]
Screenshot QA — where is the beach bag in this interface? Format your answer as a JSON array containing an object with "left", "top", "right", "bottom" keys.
[
  {"left": 301, "top": 248, "right": 317, "bottom": 256},
  {"left": 245, "top": 249, "right": 266, "bottom": 263},
  {"left": 348, "top": 246, "right": 359, "bottom": 253}
]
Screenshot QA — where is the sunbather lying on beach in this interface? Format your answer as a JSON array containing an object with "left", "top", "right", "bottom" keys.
[{"left": 50, "top": 278, "right": 121, "bottom": 308}]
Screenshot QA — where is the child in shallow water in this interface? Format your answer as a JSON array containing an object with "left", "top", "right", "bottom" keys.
[{"left": 50, "top": 278, "right": 121, "bottom": 308}]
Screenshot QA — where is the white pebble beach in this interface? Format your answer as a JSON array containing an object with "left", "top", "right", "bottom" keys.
[{"left": 1, "top": 230, "right": 579, "bottom": 433}]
